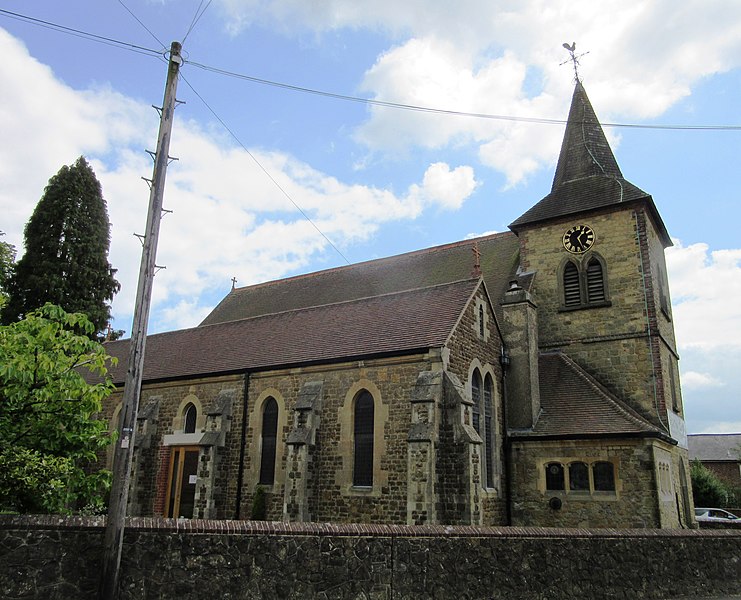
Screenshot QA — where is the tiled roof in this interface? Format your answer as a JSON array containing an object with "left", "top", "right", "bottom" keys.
[
  {"left": 688, "top": 434, "right": 741, "bottom": 462},
  {"left": 509, "top": 82, "right": 667, "bottom": 242},
  {"left": 104, "top": 278, "right": 481, "bottom": 385},
  {"left": 509, "top": 176, "right": 650, "bottom": 229},
  {"left": 510, "top": 352, "right": 664, "bottom": 439},
  {"left": 552, "top": 81, "right": 623, "bottom": 188},
  {"left": 200, "top": 232, "right": 520, "bottom": 327}
]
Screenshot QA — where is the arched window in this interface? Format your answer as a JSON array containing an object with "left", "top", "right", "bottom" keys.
[
  {"left": 593, "top": 461, "right": 615, "bottom": 492},
  {"left": 563, "top": 261, "right": 581, "bottom": 307},
  {"left": 545, "top": 463, "right": 565, "bottom": 490},
  {"left": 478, "top": 304, "right": 485, "bottom": 338},
  {"left": 569, "top": 462, "right": 589, "bottom": 491},
  {"left": 353, "top": 391, "right": 374, "bottom": 487},
  {"left": 483, "top": 375, "right": 495, "bottom": 489},
  {"left": 471, "top": 370, "right": 482, "bottom": 433},
  {"left": 586, "top": 258, "right": 605, "bottom": 303},
  {"left": 259, "top": 397, "right": 278, "bottom": 485},
  {"left": 183, "top": 403, "right": 197, "bottom": 434}
]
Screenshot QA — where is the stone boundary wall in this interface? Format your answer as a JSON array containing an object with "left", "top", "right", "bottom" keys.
[{"left": 2, "top": 515, "right": 740, "bottom": 599}]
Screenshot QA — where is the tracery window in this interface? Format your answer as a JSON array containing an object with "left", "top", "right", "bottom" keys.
[
  {"left": 353, "top": 390, "right": 374, "bottom": 487},
  {"left": 259, "top": 397, "right": 278, "bottom": 485}
]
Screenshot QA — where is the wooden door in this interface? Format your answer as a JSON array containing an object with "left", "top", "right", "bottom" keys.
[{"left": 165, "top": 446, "right": 199, "bottom": 518}]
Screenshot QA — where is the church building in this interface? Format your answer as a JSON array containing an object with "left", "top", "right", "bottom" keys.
[{"left": 101, "top": 81, "right": 694, "bottom": 529}]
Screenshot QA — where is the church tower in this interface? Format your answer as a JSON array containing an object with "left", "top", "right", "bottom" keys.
[{"left": 509, "top": 81, "right": 685, "bottom": 442}]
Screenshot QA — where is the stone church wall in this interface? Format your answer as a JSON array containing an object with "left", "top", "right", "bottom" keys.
[
  {"left": 509, "top": 438, "right": 663, "bottom": 528},
  {"left": 443, "top": 286, "right": 508, "bottom": 525},
  {"left": 3, "top": 516, "right": 739, "bottom": 600},
  {"left": 238, "top": 353, "right": 435, "bottom": 524}
]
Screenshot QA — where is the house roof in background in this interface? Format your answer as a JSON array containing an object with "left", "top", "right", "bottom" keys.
[{"left": 688, "top": 433, "right": 741, "bottom": 462}]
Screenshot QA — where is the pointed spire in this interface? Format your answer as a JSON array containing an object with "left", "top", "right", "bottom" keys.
[
  {"left": 551, "top": 81, "right": 622, "bottom": 190},
  {"left": 509, "top": 81, "right": 654, "bottom": 233}
]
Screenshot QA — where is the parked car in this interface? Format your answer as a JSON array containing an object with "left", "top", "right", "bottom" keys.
[{"left": 695, "top": 508, "right": 740, "bottom": 523}]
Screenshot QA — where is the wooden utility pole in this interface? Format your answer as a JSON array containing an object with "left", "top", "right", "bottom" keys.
[{"left": 99, "top": 41, "right": 182, "bottom": 600}]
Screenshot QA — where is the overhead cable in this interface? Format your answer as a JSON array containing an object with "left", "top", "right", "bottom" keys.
[{"left": 180, "top": 73, "right": 352, "bottom": 266}]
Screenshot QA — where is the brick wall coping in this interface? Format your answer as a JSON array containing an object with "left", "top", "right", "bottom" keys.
[{"left": 2, "top": 515, "right": 740, "bottom": 539}]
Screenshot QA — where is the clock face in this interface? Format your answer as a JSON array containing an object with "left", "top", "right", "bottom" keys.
[{"left": 563, "top": 224, "right": 595, "bottom": 254}]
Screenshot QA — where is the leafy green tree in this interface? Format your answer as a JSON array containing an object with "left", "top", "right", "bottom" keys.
[
  {"left": 690, "top": 459, "right": 730, "bottom": 508},
  {"left": 3, "top": 157, "right": 120, "bottom": 338},
  {"left": 0, "top": 304, "right": 116, "bottom": 513},
  {"left": 0, "top": 231, "right": 15, "bottom": 310}
]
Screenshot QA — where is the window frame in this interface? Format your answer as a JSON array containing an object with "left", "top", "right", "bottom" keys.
[
  {"left": 258, "top": 397, "right": 279, "bottom": 486},
  {"left": 183, "top": 403, "right": 198, "bottom": 434},
  {"left": 544, "top": 460, "right": 617, "bottom": 495},
  {"left": 352, "top": 390, "right": 375, "bottom": 488}
]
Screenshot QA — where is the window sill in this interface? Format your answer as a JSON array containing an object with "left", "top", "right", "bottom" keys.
[
  {"left": 559, "top": 300, "right": 612, "bottom": 312},
  {"left": 545, "top": 490, "right": 618, "bottom": 500}
]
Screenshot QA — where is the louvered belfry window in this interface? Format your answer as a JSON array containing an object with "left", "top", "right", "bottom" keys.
[
  {"left": 353, "top": 391, "right": 374, "bottom": 487},
  {"left": 563, "top": 261, "right": 581, "bottom": 307},
  {"left": 586, "top": 258, "right": 605, "bottom": 303},
  {"left": 259, "top": 397, "right": 278, "bottom": 485}
]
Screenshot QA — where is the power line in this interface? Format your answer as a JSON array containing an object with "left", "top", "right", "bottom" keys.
[
  {"left": 186, "top": 60, "right": 741, "bottom": 132},
  {"left": 180, "top": 73, "right": 352, "bottom": 266},
  {"left": 0, "top": 8, "right": 163, "bottom": 58},
  {"left": 116, "top": 0, "right": 167, "bottom": 51},
  {"left": 2, "top": 7, "right": 739, "bottom": 133},
  {"left": 183, "top": 0, "right": 214, "bottom": 45}
]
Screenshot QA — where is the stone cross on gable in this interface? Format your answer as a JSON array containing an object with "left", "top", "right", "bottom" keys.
[
  {"left": 231, "top": 277, "right": 237, "bottom": 291},
  {"left": 471, "top": 242, "right": 481, "bottom": 278}
]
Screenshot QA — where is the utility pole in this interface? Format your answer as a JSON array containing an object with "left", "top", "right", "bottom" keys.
[{"left": 100, "top": 41, "right": 182, "bottom": 600}]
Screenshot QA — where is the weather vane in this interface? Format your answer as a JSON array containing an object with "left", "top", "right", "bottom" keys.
[{"left": 560, "top": 42, "right": 589, "bottom": 82}]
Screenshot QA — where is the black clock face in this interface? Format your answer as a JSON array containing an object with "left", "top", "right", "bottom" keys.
[{"left": 563, "top": 224, "right": 595, "bottom": 253}]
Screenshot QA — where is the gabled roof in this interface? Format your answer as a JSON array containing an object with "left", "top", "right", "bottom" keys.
[
  {"left": 510, "top": 351, "right": 667, "bottom": 440},
  {"left": 104, "top": 278, "right": 482, "bottom": 385},
  {"left": 688, "top": 434, "right": 741, "bottom": 462},
  {"left": 509, "top": 82, "right": 669, "bottom": 246},
  {"left": 201, "top": 231, "right": 520, "bottom": 327}
]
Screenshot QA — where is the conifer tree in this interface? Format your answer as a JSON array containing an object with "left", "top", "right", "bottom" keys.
[{"left": 3, "top": 157, "right": 120, "bottom": 337}]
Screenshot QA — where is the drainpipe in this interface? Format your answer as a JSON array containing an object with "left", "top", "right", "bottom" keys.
[
  {"left": 500, "top": 345, "right": 513, "bottom": 525},
  {"left": 234, "top": 371, "right": 250, "bottom": 519}
]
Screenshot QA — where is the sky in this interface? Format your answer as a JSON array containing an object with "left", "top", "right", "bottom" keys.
[{"left": 0, "top": 0, "right": 739, "bottom": 435}]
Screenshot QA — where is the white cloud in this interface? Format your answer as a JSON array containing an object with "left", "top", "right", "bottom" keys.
[
  {"left": 0, "top": 28, "right": 478, "bottom": 333},
  {"left": 667, "top": 241, "right": 741, "bottom": 350},
  {"left": 681, "top": 371, "right": 724, "bottom": 391},
  {"left": 218, "top": 0, "right": 741, "bottom": 185}
]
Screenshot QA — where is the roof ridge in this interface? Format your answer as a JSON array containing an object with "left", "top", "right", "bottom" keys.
[
  {"left": 229, "top": 232, "right": 510, "bottom": 294},
  {"left": 133, "top": 277, "right": 480, "bottom": 339},
  {"left": 553, "top": 351, "right": 661, "bottom": 433}
]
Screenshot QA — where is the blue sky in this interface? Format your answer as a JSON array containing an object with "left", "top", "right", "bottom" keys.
[{"left": 0, "top": 0, "right": 739, "bottom": 434}]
